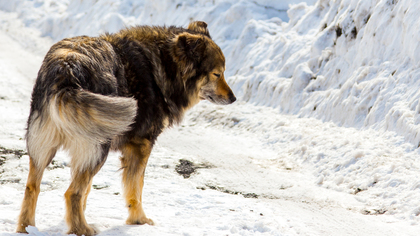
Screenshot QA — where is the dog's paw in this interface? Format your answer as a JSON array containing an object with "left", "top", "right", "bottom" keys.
[
  {"left": 67, "top": 224, "right": 98, "bottom": 236},
  {"left": 89, "top": 224, "right": 100, "bottom": 234},
  {"left": 16, "top": 224, "right": 29, "bottom": 234},
  {"left": 126, "top": 216, "right": 154, "bottom": 225}
]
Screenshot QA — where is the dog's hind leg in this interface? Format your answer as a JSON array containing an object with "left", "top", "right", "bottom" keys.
[
  {"left": 17, "top": 149, "right": 56, "bottom": 233},
  {"left": 120, "top": 138, "right": 154, "bottom": 225},
  {"left": 65, "top": 172, "right": 97, "bottom": 236},
  {"left": 64, "top": 143, "right": 109, "bottom": 236},
  {"left": 17, "top": 113, "right": 59, "bottom": 233},
  {"left": 83, "top": 178, "right": 93, "bottom": 212}
]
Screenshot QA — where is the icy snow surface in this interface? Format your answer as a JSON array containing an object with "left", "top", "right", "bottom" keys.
[{"left": 1, "top": 0, "right": 420, "bottom": 235}]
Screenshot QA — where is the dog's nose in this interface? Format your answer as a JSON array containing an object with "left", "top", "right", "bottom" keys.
[{"left": 229, "top": 93, "right": 236, "bottom": 103}]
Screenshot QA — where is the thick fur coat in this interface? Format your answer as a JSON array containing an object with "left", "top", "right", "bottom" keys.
[{"left": 17, "top": 21, "right": 235, "bottom": 235}]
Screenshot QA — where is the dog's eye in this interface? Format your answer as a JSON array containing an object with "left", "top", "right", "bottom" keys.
[{"left": 213, "top": 73, "right": 221, "bottom": 78}]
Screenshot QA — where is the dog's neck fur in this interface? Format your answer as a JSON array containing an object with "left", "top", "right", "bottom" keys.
[{"left": 102, "top": 26, "right": 204, "bottom": 139}]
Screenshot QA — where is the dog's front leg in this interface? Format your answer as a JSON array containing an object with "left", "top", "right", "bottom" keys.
[{"left": 120, "top": 138, "right": 154, "bottom": 225}]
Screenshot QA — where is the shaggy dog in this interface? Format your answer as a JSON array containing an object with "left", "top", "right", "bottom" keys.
[{"left": 17, "top": 21, "right": 235, "bottom": 235}]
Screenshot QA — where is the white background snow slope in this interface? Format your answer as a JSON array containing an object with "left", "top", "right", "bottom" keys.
[{"left": 1, "top": 0, "right": 420, "bottom": 235}]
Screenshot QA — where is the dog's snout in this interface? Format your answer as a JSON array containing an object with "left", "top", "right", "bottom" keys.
[{"left": 229, "top": 93, "right": 236, "bottom": 103}]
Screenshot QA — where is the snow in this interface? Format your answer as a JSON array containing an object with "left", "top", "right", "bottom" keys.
[{"left": 1, "top": 0, "right": 420, "bottom": 235}]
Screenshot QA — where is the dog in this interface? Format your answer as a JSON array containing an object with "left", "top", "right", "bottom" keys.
[{"left": 16, "top": 21, "right": 236, "bottom": 235}]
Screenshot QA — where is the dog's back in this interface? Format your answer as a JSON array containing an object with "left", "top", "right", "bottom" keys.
[{"left": 26, "top": 36, "right": 137, "bottom": 173}]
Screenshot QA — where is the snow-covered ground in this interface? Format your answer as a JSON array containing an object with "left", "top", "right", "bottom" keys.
[{"left": 1, "top": 0, "right": 420, "bottom": 235}]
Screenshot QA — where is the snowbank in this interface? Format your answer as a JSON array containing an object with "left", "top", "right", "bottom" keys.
[
  {"left": 230, "top": 0, "right": 420, "bottom": 147},
  {"left": 0, "top": 0, "right": 314, "bottom": 47}
]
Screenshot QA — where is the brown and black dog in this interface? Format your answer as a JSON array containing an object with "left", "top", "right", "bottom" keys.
[{"left": 17, "top": 21, "right": 235, "bottom": 235}]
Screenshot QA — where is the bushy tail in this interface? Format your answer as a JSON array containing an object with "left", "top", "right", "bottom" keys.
[{"left": 49, "top": 89, "right": 137, "bottom": 143}]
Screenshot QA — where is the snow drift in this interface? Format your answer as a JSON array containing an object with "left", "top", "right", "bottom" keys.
[{"left": 230, "top": 0, "right": 420, "bottom": 147}]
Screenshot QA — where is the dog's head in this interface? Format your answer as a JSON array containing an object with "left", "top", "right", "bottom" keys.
[{"left": 171, "top": 21, "right": 236, "bottom": 105}]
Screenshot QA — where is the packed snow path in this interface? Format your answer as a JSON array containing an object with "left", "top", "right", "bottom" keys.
[{"left": 0, "top": 27, "right": 419, "bottom": 236}]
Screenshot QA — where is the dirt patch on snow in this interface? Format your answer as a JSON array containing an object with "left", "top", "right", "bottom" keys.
[{"left": 175, "top": 159, "right": 213, "bottom": 178}]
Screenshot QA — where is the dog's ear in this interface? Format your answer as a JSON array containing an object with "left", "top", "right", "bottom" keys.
[
  {"left": 174, "top": 32, "right": 207, "bottom": 62},
  {"left": 188, "top": 21, "right": 211, "bottom": 38}
]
